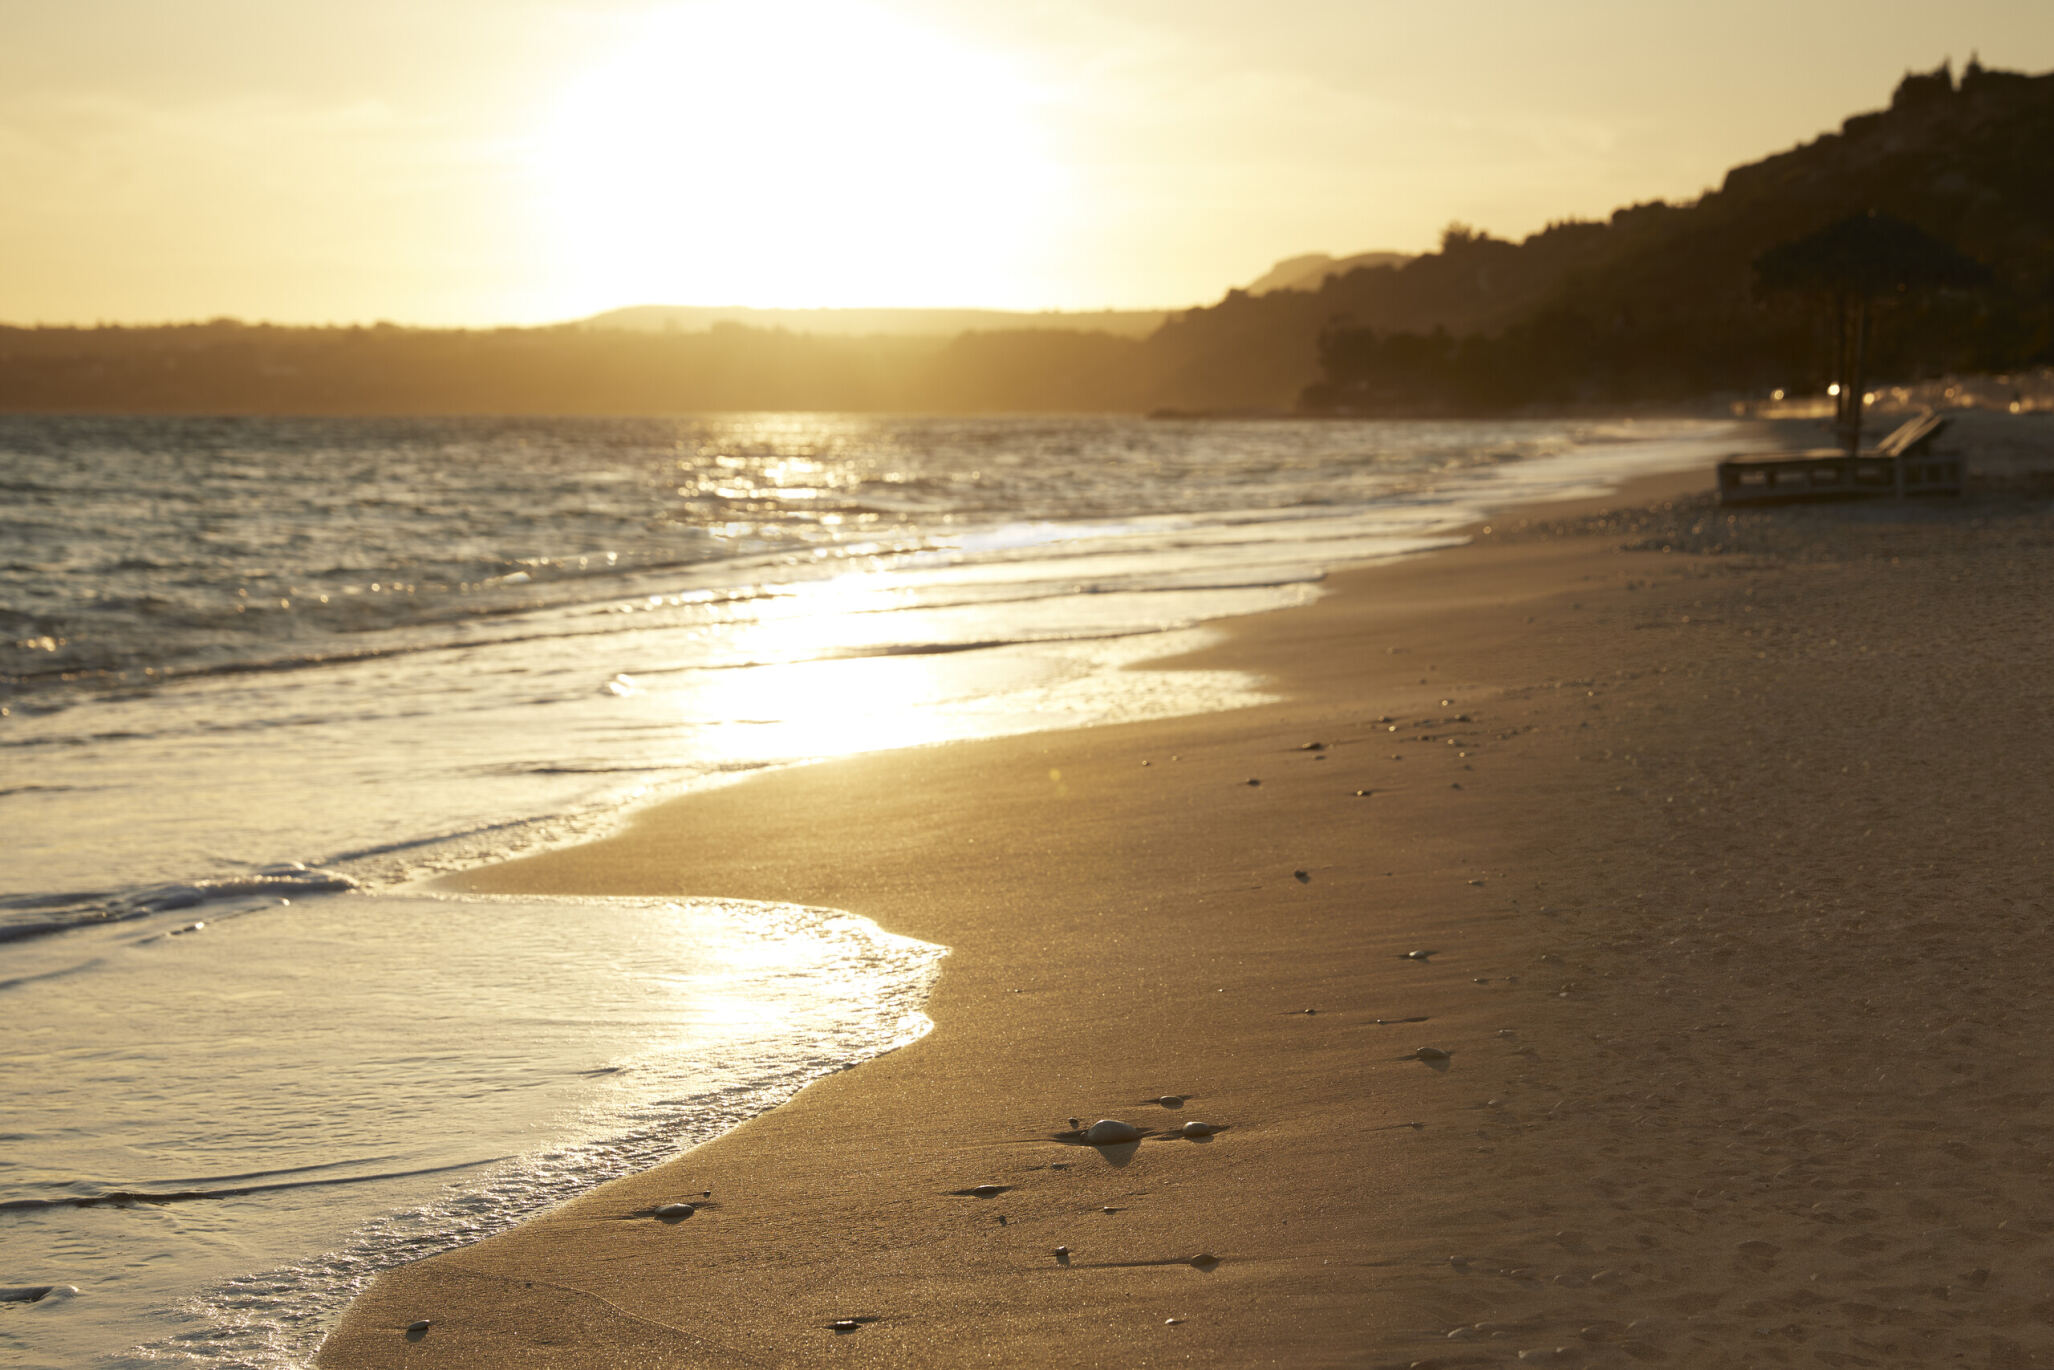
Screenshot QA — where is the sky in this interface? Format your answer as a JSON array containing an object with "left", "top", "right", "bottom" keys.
[{"left": 3, "top": 0, "right": 2052, "bottom": 326}]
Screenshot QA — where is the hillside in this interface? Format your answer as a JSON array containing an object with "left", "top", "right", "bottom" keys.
[{"left": 1163, "top": 59, "right": 2054, "bottom": 413}]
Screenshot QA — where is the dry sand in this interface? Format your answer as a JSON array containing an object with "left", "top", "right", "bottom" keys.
[{"left": 320, "top": 437, "right": 2054, "bottom": 1368}]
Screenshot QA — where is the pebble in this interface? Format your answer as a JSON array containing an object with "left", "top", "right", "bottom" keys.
[
  {"left": 1244, "top": 778, "right": 1261, "bottom": 786},
  {"left": 1293, "top": 869, "right": 1310, "bottom": 883},
  {"left": 969, "top": 1184, "right": 1004, "bottom": 1198},
  {"left": 1083, "top": 1119, "right": 1145, "bottom": 1145},
  {"left": 653, "top": 1203, "right": 696, "bottom": 1221},
  {"left": 1399, "top": 949, "right": 1436, "bottom": 961},
  {"left": 1178, "top": 1120, "right": 1226, "bottom": 1138},
  {"left": 1410, "top": 1046, "right": 1453, "bottom": 1063},
  {"left": 1354, "top": 789, "right": 1372, "bottom": 797},
  {"left": 1165, "top": 1317, "right": 1185, "bottom": 1325},
  {"left": 405, "top": 1320, "right": 432, "bottom": 1339},
  {"left": 1147, "top": 1094, "right": 1187, "bottom": 1108}
]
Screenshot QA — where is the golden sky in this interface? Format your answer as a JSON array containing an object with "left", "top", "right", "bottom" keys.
[{"left": 4, "top": 0, "right": 2051, "bottom": 326}]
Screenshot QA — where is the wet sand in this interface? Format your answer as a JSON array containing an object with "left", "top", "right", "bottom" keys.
[{"left": 319, "top": 436, "right": 2054, "bottom": 1368}]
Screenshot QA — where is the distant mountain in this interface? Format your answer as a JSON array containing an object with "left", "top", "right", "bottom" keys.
[
  {"left": 1241, "top": 252, "right": 1412, "bottom": 295},
  {"left": 579, "top": 304, "right": 1169, "bottom": 339}
]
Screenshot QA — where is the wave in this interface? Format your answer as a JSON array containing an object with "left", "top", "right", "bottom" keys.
[
  {"left": 0, "top": 1156, "right": 510, "bottom": 1213},
  {"left": 0, "top": 866, "right": 357, "bottom": 946}
]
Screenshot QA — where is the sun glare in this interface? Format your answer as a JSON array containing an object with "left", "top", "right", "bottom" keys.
[{"left": 535, "top": 0, "right": 1064, "bottom": 311}]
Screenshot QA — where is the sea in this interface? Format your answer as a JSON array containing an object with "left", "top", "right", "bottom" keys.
[{"left": 0, "top": 412, "right": 1746, "bottom": 1367}]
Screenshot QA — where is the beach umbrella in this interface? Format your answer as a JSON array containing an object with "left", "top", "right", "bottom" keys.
[{"left": 1754, "top": 211, "right": 1989, "bottom": 453}]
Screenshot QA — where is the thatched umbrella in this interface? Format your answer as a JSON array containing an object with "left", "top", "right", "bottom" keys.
[{"left": 1755, "top": 211, "right": 1989, "bottom": 453}]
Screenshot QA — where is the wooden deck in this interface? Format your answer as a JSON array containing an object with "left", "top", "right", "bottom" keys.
[{"left": 1717, "top": 411, "right": 1962, "bottom": 506}]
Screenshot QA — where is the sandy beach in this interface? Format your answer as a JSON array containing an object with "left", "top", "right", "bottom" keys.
[{"left": 318, "top": 422, "right": 2054, "bottom": 1369}]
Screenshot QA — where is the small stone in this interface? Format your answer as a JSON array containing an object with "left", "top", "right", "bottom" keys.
[
  {"left": 1411, "top": 1046, "right": 1452, "bottom": 1063},
  {"left": 1178, "top": 1120, "right": 1225, "bottom": 1137},
  {"left": 1244, "top": 778, "right": 1261, "bottom": 786},
  {"left": 405, "top": 1320, "right": 432, "bottom": 1340},
  {"left": 653, "top": 1203, "right": 696, "bottom": 1221},
  {"left": 1354, "top": 789, "right": 1372, "bottom": 797},
  {"left": 1293, "top": 869, "right": 1310, "bottom": 883},
  {"left": 1083, "top": 1119, "right": 1144, "bottom": 1144},
  {"left": 1164, "top": 1317, "right": 1185, "bottom": 1325},
  {"left": 969, "top": 1184, "right": 1004, "bottom": 1198},
  {"left": 1301, "top": 741, "right": 1325, "bottom": 751}
]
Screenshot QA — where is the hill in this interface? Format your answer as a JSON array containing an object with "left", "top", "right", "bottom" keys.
[
  {"left": 1240, "top": 252, "right": 1413, "bottom": 296},
  {"left": 1162, "top": 59, "right": 2054, "bottom": 413},
  {"left": 580, "top": 304, "right": 1169, "bottom": 339}
]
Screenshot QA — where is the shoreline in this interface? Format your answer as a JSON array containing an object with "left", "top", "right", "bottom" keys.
[{"left": 319, "top": 433, "right": 2054, "bottom": 1366}]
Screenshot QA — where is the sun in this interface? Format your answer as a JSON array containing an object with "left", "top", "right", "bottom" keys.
[{"left": 534, "top": 0, "right": 1065, "bottom": 312}]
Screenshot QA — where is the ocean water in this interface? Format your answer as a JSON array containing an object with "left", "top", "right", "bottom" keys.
[{"left": 0, "top": 412, "right": 1745, "bottom": 1366}]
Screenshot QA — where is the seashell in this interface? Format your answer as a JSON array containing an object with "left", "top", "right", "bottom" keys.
[{"left": 1083, "top": 1119, "right": 1144, "bottom": 1145}]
